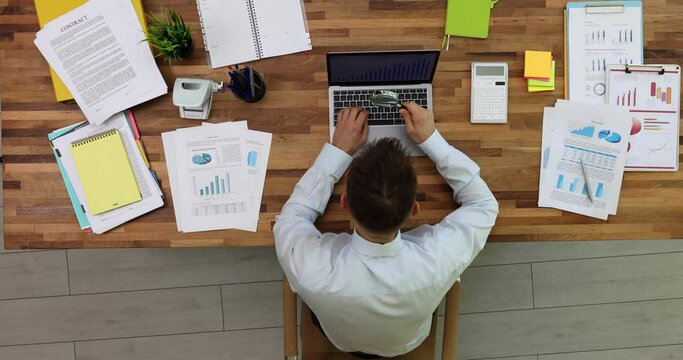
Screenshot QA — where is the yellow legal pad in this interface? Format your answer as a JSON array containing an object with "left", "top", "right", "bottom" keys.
[
  {"left": 70, "top": 129, "right": 141, "bottom": 215},
  {"left": 524, "top": 50, "right": 553, "bottom": 81}
]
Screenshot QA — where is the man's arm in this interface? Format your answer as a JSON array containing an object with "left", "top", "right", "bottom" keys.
[
  {"left": 273, "top": 108, "right": 368, "bottom": 291},
  {"left": 400, "top": 103, "right": 499, "bottom": 275}
]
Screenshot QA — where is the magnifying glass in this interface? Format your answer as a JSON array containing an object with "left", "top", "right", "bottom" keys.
[{"left": 370, "top": 90, "right": 406, "bottom": 109}]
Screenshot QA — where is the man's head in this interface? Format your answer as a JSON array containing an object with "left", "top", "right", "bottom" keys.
[{"left": 344, "top": 138, "right": 418, "bottom": 235}]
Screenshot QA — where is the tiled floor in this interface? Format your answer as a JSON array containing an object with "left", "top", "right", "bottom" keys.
[{"left": 3, "top": 224, "right": 683, "bottom": 360}]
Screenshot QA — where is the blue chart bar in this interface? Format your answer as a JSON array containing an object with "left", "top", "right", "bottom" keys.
[
  {"left": 556, "top": 174, "right": 564, "bottom": 189},
  {"left": 596, "top": 183, "right": 604, "bottom": 198},
  {"left": 226, "top": 172, "right": 231, "bottom": 193},
  {"left": 221, "top": 179, "right": 226, "bottom": 193},
  {"left": 204, "top": 186, "right": 209, "bottom": 195},
  {"left": 247, "top": 151, "right": 257, "bottom": 167},
  {"left": 569, "top": 177, "right": 580, "bottom": 192},
  {"left": 200, "top": 189, "right": 204, "bottom": 196},
  {"left": 582, "top": 184, "right": 588, "bottom": 195},
  {"left": 214, "top": 176, "right": 220, "bottom": 194},
  {"left": 210, "top": 182, "right": 215, "bottom": 195}
]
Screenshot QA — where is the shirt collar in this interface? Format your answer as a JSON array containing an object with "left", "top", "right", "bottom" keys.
[{"left": 351, "top": 229, "right": 405, "bottom": 257}]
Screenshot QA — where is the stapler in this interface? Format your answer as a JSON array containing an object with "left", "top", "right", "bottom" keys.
[{"left": 172, "top": 78, "right": 223, "bottom": 120}]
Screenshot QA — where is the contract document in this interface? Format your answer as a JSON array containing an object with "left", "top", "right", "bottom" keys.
[{"left": 34, "top": 0, "right": 166, "bottom": 125}]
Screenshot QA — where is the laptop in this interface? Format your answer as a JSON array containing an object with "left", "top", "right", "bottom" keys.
[{"left": 327, "top": 50, "right": 440, "bottom": 156}]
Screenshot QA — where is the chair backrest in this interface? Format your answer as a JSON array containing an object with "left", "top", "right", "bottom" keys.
[{"left": 283, "top": 277, "right": 461, "bottom": 360}]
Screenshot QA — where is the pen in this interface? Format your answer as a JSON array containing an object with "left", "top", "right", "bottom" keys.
[
  {"left": 580, "top": 159, "right": 593, "bottom": 203},
  {"left": 248, "top": 66, "right": 255, "bottom": 99}
]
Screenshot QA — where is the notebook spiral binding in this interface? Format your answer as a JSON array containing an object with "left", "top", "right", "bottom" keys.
[
  {"left": 72, "top": 129, "right": 119, "bottom": 147},
  {"left": 196, "top": 0, "right": 209, "bottom": 51},
  {"left": 246, "top": 0, "right": 263, "bottom": 58}
]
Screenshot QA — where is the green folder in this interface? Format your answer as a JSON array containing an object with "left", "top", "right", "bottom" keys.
[{"left": 445, "top": 0, "right": 497, "bottom": 39}]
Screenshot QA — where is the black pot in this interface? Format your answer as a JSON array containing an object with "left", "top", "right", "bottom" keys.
[
  {"left": 229, "top": 69, "right": 266, "bottom": 103},
  {"left": 180, "top": 36, "right": 193, "bottom": 59}
]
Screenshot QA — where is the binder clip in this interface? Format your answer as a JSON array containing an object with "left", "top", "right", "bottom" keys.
[{"left": 172, "top": 78, "right": 224, "bottom": 120}]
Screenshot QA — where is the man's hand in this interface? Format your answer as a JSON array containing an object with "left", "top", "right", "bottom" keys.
[
  {"left": 332, "top": 107, "right": 369, "bottom": 155},
  {"left": 399, "top": 102, "right": 435, "bottom": 145}
]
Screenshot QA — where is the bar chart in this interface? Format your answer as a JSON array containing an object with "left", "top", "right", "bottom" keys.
[
  {"left": 615, "top": 86, "right": 636, "bottom": 107},
  {"left": 196, "top": 173, "right": 231, "bottom": 197},
  {"left": 650, "top": 82, "right": 672, "bottom": 104},
  {"left": 336, "top": 58, "right": 432, "bottom": 83},
  {"left": 555, "top": 174, "right": 605, "bottom": 199}
]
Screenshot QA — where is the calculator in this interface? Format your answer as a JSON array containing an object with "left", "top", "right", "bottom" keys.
[{"left": 470, "top": 62, "right": 508, "bottom": 124}]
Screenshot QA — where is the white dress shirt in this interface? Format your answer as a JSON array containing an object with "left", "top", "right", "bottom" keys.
[{"left": 274, "top": 130, "right": 499, "bottom": 357}]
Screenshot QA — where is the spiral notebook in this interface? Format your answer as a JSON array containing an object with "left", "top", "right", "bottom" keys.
[
  {"left": 70, "top": 129, "right": 142, "bottom": 215},
  {"left": 196, "top": 0, "right": 312, "bottom": 68}
]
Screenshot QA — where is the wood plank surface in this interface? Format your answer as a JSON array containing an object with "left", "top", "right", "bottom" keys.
[
  {"left": 1, "top": 0, "right": 682, "bottom": 249},
  {"left": 0, "top": 286, "right": 223, "bottom": 346}
]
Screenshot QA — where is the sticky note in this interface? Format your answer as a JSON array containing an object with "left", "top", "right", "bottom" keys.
[
  {"left": 524, "top": 50, "right": 552, "bottom": 80},
  {"left": 528, "top": 61, "right": 556, "bottom": 92}
]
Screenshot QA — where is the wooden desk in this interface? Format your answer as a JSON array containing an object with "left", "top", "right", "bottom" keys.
[{"left": 2, "top": 0, "right": 682, "bottom": 249}]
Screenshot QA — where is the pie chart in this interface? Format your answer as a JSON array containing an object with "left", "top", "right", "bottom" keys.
[
  {"left": 192, "top": 153, "right": 212, "bottom": 165},
  {"left": 598, "top": 130, "right": 622, "bottom": 143}
]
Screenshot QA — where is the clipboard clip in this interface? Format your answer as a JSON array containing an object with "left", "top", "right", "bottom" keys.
[
  {"left": 625, "top": 64, "right": 666, "bottom": 75},
  {"left": 585, "top": 3, "right": 625, "bottom": 14}
]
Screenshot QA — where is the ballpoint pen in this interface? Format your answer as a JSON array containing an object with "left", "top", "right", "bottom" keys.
[
  {"left": 580, "top": 159, "right": 593, "bottom": 203},
  {"left": 248, "top": 66, "right": 255, "bottom": 99}
]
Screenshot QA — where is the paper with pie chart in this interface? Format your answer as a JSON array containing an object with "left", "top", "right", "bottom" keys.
[
  {"left": 172, "top": 123, "right": 253, "bottom": 233},
  {"left": 607, "top": 64, "right": 680, "bottom": 171},
  {"left": 540, "top": 101, "right": 631, "bottom": 220}
]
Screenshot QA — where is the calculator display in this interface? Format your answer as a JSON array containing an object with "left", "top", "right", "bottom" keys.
[{"left": 476, "top": 66, "right": 505, "bottom": 76}]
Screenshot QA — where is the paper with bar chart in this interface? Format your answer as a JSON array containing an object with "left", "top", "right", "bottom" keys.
[
  {"left": 607, "top": 65, "right": 680, "bottom": 171},
  {"left": 173, "top": 125, "right": 253, "bottom": 233},
  {"left": 201, "top": 123, "right": 272, "bottom": 232},
  {"left": 566, "top": 2, "right": 643, "bottom": 103},
  {"left": 539, "top": 101, "right": 631, "bottom": 220}
]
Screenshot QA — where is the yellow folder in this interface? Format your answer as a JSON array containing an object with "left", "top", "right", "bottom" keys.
[
  {"left": 70, "top": 129, "right": 141, "bottom": 215},
  {"left": 34, "top": 0, "right": 148, "bottom": 102}
]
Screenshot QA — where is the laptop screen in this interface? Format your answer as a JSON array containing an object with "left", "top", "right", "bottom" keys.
[{"left": 327, "top": 50, "right": 440, "bottom": 86}]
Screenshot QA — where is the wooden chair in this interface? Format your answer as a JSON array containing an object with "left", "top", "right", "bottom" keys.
[{"left": 283, "top": 278, "right": 461, "bottom": 360}]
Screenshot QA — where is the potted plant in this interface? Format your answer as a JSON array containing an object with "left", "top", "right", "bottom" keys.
[{"left": 143, "top": 9, "right": 193, "bottom": 64}]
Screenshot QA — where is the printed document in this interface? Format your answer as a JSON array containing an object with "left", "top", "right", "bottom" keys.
[
  {"left": 34, "top": 0, "right": 166, "bottom": 124},
  {"left": 567, "top": 4, "right": 643, "bottom": 103},
  {"left": 607, "top": 65, "right": 681, "bottom": 171},
  {"left": 163, "top": 121, "right": 271, "bottom": 233},
  {"left": 539, "top": 101, "right": 631, "bottom": 219},
  {"left": 173, "top": 124, "right": 253, "bottom": 233}
]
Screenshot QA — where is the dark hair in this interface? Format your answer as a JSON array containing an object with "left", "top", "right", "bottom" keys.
[{"left": 346, "top": 138, "right": 417, "bottom": 233}]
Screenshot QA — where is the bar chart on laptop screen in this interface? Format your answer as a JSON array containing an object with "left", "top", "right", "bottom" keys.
[
  {"left": 329, "top": 53, "right": 438, "bottom": 84},
  {"left": 336, "top": 58, "right": 432, "bottom": 82}
]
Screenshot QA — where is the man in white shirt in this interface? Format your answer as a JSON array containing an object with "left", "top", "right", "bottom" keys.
[{"left": 274, "top": 103, "right": 499, "bottom": 358}]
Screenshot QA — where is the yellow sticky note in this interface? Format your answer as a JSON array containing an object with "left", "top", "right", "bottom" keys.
[
  {"left": 524, "top": 50, "right": 552, "bottom": 80},
  {"left": 528, "top": 61, "right": 556, "bottom": 92}
]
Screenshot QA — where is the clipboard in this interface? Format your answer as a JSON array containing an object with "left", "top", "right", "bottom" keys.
[
  {"left": 565, "top": 1, "right": 643, "bottom": 102},
  {"left": 606, "top": 64, "right": 681, "bottom": 171}
]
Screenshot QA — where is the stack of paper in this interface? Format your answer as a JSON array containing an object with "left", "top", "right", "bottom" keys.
[
  {"left": 538, "top": 100, "right": 631, "bottom": 220},
  {"left": 162, "top": 121, "right": 272, "bottom": 233},
  {"left": 525, "top": 51, "right": 555, "bottom": 92},
  {"left": 49, "top": 111, "right": 164, "bottom": 233},
  {"left": 34, "top": 0, "right": 166, "bottom": 125}
]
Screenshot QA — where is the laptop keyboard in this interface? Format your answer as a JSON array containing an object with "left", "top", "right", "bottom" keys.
[{"left": 333, "top": 88, "right": 429, "bottom": 126}]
